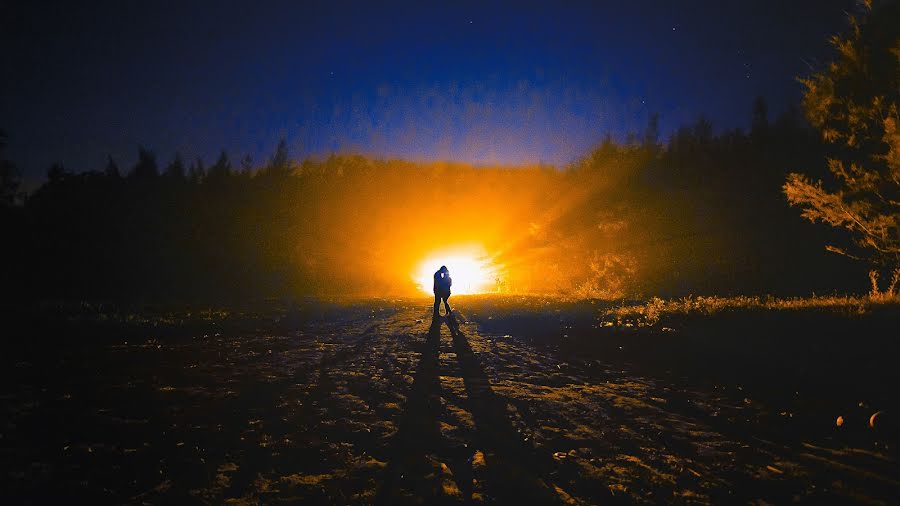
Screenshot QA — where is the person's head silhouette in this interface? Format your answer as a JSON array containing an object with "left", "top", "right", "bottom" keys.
[{"left": 439, "top": 265, "right": 448, "bottom": 277}]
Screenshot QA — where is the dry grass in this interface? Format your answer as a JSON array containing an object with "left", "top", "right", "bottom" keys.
[{"left": 602, "top": 293, "right": 900, "bottom": 327}]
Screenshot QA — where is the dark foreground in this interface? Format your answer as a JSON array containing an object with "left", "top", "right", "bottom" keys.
[{"left": 2, "top": 296, "right": 899, "bottom": 504}]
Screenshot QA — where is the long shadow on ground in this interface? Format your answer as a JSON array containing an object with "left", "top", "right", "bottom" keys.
[
  {"left": 378, "top": 311, "right": 600, "bottom": 504},
  {"left": 445, "top": 311, "right": 582, "bottom": 504},
  {"left": 376, "top": 315, "right": 447, "bottom": 502}
]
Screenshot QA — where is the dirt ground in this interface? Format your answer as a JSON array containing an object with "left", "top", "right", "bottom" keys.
[{"left": 2, "top": 296, "right": 899, "bottom": 504}]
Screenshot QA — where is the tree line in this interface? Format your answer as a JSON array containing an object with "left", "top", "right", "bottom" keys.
[{"left": 0, "top": 104, "right": 857, "bottom": 303}]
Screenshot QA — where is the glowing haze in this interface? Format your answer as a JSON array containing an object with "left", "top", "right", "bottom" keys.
[
  {"left": 275, "top": 155, "right": 683, "bottom": 299},
  {"left": 414, "top": 246, "right": 499, "bottom": 295}
]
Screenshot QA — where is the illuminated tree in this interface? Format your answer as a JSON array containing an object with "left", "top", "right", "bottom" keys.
[{"left": 783, "top": 1, "right": 900, "bottom": 291}]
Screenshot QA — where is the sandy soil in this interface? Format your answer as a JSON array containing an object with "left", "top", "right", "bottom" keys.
[{"left": 2, "top": 299, "right": 898, "bottom": 504}]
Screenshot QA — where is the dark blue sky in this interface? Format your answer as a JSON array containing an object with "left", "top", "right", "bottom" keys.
[{"left": 2, "top": 0, "right": 854, "bottom": 183}]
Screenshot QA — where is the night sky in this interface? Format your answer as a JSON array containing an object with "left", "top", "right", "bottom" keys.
[{"left": 3, "top": 0, "right": 855, "bottom": 184}]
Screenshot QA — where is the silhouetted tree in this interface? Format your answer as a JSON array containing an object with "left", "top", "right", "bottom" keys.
[
  {"left": 189, "top": 158, "right": 206, "bottom": 184},
  {"left": 240, "top": 154, "right": 253, "bottom": 175},
  {"left": 0, "top": 129, "right": 21, "bottom": 206},
  {"left": 208, "top": 149, "right": 232, "bottom": 181},
  {"left": 47, "top": 163, "right": 69, "bottom": 183},
  {"left": 784, "top": 1, "right": 900, "bottom": 282},
  {"left": 751, "top": 96, "right": 769, "bottom": 138},
  {"left": 643, "top": 112, "right": 660, "bottom": 149},
  {"left": 164, "top": 153, "right": 186, "bottom": 180},
  {"left": 105, "top": 155, "right": 121, "bottom": 178},
  {"left": 692, "top": 116, "right": 713, "bottom": 145},
  {"left": 130, "top": 146, "right": 159, "bottom": 179},
  {"left": 266, "top": 137, "right": 291, "bottom": 175}
]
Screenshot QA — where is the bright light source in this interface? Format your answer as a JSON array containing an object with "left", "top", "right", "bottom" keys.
[{"left": 414, "top": 247, "right": 498, "bottom": 295}]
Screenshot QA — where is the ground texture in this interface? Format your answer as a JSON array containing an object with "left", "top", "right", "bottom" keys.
[{"left": 2, "top": 298, "right": 899, "bottom": 504}]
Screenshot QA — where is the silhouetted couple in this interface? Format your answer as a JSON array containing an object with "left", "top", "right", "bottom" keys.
[{"left": 433, "top": 265, "right": 452, "bottom": 316}]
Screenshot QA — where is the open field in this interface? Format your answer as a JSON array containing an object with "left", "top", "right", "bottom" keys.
[{"left": 2, "top": 295, "right": 899, "bottom": 504}]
